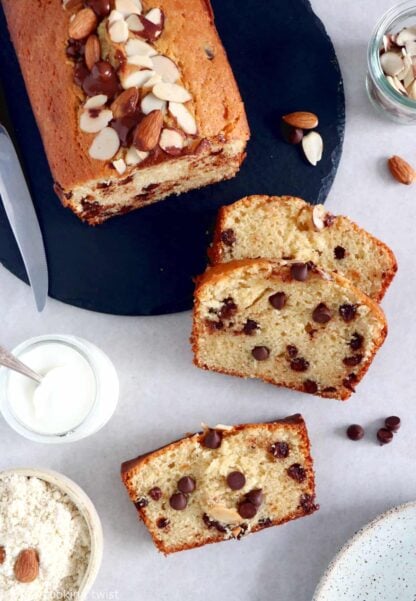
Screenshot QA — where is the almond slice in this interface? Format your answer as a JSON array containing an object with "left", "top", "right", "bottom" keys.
[
  {"left": 142, "top": 74, "right": 162, "bottom": 89},
  {"left": 111, "top": 87, "right": 139, "bottom": 118},
  {"left": 68, "top": 7, "right": 97, "bottom": 40},
  {"left": 80, "top": 108, "right": 113, "bottom": 133},
  {"left": 113, "top": 158, "right": 127, "bottom": 174},
  {"left": 159, "top": 128, "right": 185, "bottom": 155},
  {"left": 302, "top": 131, "right": 323, "bottom": 166},
  {"left": 109, "top": 18, "right": 129, "bottom": 43},
  {"left": 208, "top": 505, "right": 241, "bottom": 524},
  {"left": 119, "top": 65, "right": 154, "bottom": 89},
  {"left": 141, "top": 93, "right": 167, "bottom": 115},
  {"left": 85, "top": 34, "right": 101, "bottom": 71},
  {"left": 126, "top": 14, "right": 144, "bottom": 32},
  {"left": 380, "top": 51, "right": 404, "bottom": 76},
  {"left": 168, "top": 102, "right": 197, "bottom": 134},
  {"left": 125, "top": 38, "right": 157, "bottom": 57},
  {"left": 126, "top": 146, "right": 149, "bottom": 165},
  {"left": 312, "top": 205, "right": 326, "bottom": 231},
  {"left": 145, "top": 8, "right": 163, "bottom": 26},
  {"left": 89, "top": 127, "right": 120, "bottom": 160},
  {"left": 151, "top": 55, "right": 180, "bottom": 83},
  {"left": 153, "top": 82, "right": 192, "bottom": 103},
  {"left": 133, "top": 110, "right": 164, "bottom": 151},
  {"left": 84, "top": 94, "right": 108, "bottom": 109},
  {"left": 127, "top": 54, "right": 154, "bottom": 69},
  {"left": 115, "top": 0, "right": 142, "bottom": 16},
  {"left": 396, "top": 27, "right": 416, "bottom": 47},
  {"left": 408, "top": 80, "right": 416, "bottom": 99},
  {"left": 108, "top": 9, "right": 124, "bottom": 24},
  {"left": 282, "top": 111, "right": 318, "bottom": 130},
  {"left": 14, "top": 549, "right": 39, "bottom": 584}
]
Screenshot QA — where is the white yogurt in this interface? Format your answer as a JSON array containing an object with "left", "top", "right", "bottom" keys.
[{"left": 7, "top": 342, "right": 96, "bottom": 435}]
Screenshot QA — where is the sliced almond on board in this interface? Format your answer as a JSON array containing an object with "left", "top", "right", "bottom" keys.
[
  {"left": 153, "top": 82, "right": 192, "bottom": 103},
  {"left": 80, "top": 108, "right": 113, "bottom": 133},
  {"left": 85, "top": 34, "right": 101, "bottom": 71},
  {"left": 89, "top": 127, "right": 120, "bottom": 160},
  {"left": 141, "top": 93, "right": 167, "bottom": 115},
  {"left": 126, "top": 14, "right": 145, "bottom": 32},
  {"left": 312, "top": 205, "right": 326, "bottom": 231},
  {"left": 208, "top": 505, "right": 241, "bottom": 524},
  {"left": 109, "top": 18, "right": 129, "bottom": 43},
  {"left": 151, "top": 55, "right": 180, "bottom": 83},
  {"left": 302, "top": 131, "right": 323, "bottom": 166},
  {"left": 159, "top": 128, "right": 185, "bottom": 155},
  {"left": 84, "top": 94, "right": 108, "bottom": 109},
  {"left": 133, "top": 110, "right": 164, "bottom": 151},
  {"left": 111, "top": 87, "right": 139, "bottom": 118},
  {"left": 68, "top": 7, "right": 97, "bottom": 40},
  {"left": 380, "top": 51, "right": 404, "bottom": 76},
  {"left": 388, "top": 155, "right": 415, "bottom": 185},
  {"left": 126, "top": 146, "right": 149, "bottom": 165},
  {"left": 115, "top": 0, "right": 142, "bottom": 16},
  {"left": 125, "top": 38, "right": 157, "bottom": 57},
  {"left": 119, "top": 64, "right": 154, "bottom": 89},
  {"left": 168, "top": 102, "right": 197, "bottom": 134},
  {"left": 282, "top": 111, "right": 318, "bottom": 129},
  {"left": 127, "top": 54, "right": 154, "bottom": 69},
  {"left": 112, "top": 158, "right": 127, "bottom": 174},
  {"left": 14, "top": 549, "right": 39, "bottom": 584}
]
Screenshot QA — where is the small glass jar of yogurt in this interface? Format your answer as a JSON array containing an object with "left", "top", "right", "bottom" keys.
[{"left": 0, "top": 334, "right": 119, "bottom": 443}]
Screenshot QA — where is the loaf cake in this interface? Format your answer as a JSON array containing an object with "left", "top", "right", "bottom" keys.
[
  {"left": 192, "top": 259, "right": 387, "bottom": 400},
  {"left": 209, "top": 195, "right": 397, "bottom": 302},
  {"left": 121, "top": 414, "right": 317, "bottom": 554},
  {"left": 2, "top": 0, "right": 249, "bottom": 225}
]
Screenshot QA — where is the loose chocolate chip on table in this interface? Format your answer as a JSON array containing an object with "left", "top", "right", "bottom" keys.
[
  {"left": 339, "top": 303, "right": 358, "bottom": 322},
  {"left": 346, "top": 424, "right": 365, "bottom": 441},
  {"left": 169, "top": 492, "right": 188, "bottom": 510},
  {"left": 290, "top": 357, "right": 310, "bottom": 372},
  {"left": 221, "top": 229, "right": 236, "bottom": 247},
  {"left": 291, "top": 262, "right": 309, "bottom": 282},
  {"left": 377, "top": 428, "right": 394, "bottom": 445},
  {"left": 299, "top": 493, "right": 320, "bottom": 514},
  {"left": 178, "top": 476, "right": 196, "bottom": 494},
  {"left": 287, "top": 463, "right": 307, "bottom": 483},
  {"left": 238, "top": 501, "right": 258, "bottom": 519},
  {"left": 252, "top": 346, "right": 270, "bottom": 361},
  {"left": 202, "top": 429, "right": 223, "bottom": 449},
  {"left": 343, "top": 354, "right": 363, "bottom": 367},
  {"left": 286, "top": 344, "right": 298, "bottom": 357},
  {"left": 269, "top": 291, "right": 287, "bottom": 310},
  {"left": 349, "top": 332, "right": 364, "bottom": 351},
  {"left": 281, "top": 121, "right": 304, "bottom": 145},
  {"left": 246, "top": 489, "right": 264, "bottom": 507},
  {"left": 227, "top": 471, "right": 246, "bottom": 490},
  {"left": 334, "top": 245, "right": 346, "bottom": 260},
  {"left": 385, "top": 416, "right": 401, "bottom": 432},
  {"left": 243, "top": 319, "right": 259, "bottom": 335},
  {"left": 312, "top": 302, "right": 332, "bottom": 324},
  {"left": 304, "top": 379, "right": 318, "bottom": 394},
  {"left": 148, "top": 487, "right": 162, "bottom": 501},
  {"left": 270, "top": 441, "right": 290, "bottom": 458},
  {"left": 219, "top": 297, "right": 237, "bottom": 319},
  {"left": 156, "top": 517, "right": 170, "bottom": 529},
  {"left": 135, "top": 497, "right": 148, "bottom": 509}
]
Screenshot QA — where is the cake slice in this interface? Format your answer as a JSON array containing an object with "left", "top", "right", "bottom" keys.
[
  {"left": 192, "top": 259, "right": 387, "bottom": 400},
  {"left": 209, "top": 195, "right": 397, "bottom": 302},
  {"left": 121, "top": 414, "right": 317, "bottom": 554}
]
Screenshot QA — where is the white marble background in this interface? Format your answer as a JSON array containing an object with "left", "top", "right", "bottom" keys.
[{"left": 0, "top": 0, "right": 415, "bottom": 599}]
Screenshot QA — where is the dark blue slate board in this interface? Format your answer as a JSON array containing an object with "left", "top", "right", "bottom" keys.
[{"left": 0, "top": 0, "right": 344, "bottom": 315}]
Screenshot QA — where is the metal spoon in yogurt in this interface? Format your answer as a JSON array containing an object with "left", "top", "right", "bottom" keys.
[{"left": 0, "top": 345, "right": 43, "bottom": 384}]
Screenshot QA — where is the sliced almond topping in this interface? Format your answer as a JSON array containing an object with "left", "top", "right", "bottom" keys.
[
  {"left": 68, "top": 7, "right": 97, "bottom": 40},
  {"left": 115, "top": 0, "right": 142, "bottom": 16},
  {"left": 119, "top": 64, "right": 154, "bottom": 89},
  {"left": 125, "top": 38, "right": 157, "bottom": 57},
  {"left": 159, "top": 128, "right": 184, "bottom": 155},
  {"left": 151, "top": 55, "right": 180, "bottom": 83},
  {"left": 312, "top": 205, "right": 326, "bottom": 231},
  {"left": 133, "top": 110, "right": 164, "bottom": 151},
  {"left": 89, "top": 127, "right": 120, "bottom": 160},
  {"left": 14, "top": 549, "right": 39, "bottom": 584},
  {"left": 111, "top": 87, "right": 139, "bottom": 118},
  {"left": 127, "top": 54, "right": 154, "bottom": 69},
  {"left": 141, "top": 93, "right": 166, "bottom": 115},
  {"left": 380, "top": 51, "right": 404, "bottom": 77},
  {"left": 84, "top": 94, "right": 108, "bottom": 109},
  {"left": 282, "top": 111, "right": 318, "bottom": 130},
  {"left": 208, "top": 505, "right": 241, "bottom": 524},
  {"left": 302, "top": 131, "right": 323, "bottom": 166},
  {"left": 168, "top": 102, "right": 197, "bottom": 134},
  {"left": 113, "top": 158, "right": 127, "bottom": 174},
  {"left": 153, "top": 82, "right": 192, "bottom": 103},
  {"left": 142, "top": 73, "right": 162, "bottom": 89},
  {"left": 108, "top": 9, "right": 124, "bottom": 24},
  {"left": 126, "top": 14, "right": 144, "bottom": 32},
  {"left": 146, "top": 7, "right": 163, "bottom": 26},
  {"left": 85, "top": 34, "right": 101, "bottom": 71},
  {"left": 80, "top": 108, "right": 113, "bottom": 133},
  {"left": 126, "top": 146, "right": 148, "bottom": 165},
  {"left": 109, "top": 18, "right": 129, "bottom": 43}
]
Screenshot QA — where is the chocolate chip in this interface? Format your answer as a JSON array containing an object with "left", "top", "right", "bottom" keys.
[
  {"left": 178, "top": 476, "right": 196, "bottom": 493},
  {"left": 334, "top": 246, "right": 346, "bottom": 260},
  {"left": 286, "top": 344, "right": 298, "bottom": 358},
  {"left": 246, "top": 489, "right": 263, "bottom": 507},
  {"left": 169, "top": 492, "right": 187, "bottom": 510},
  {"left": 385, "top": 416, "right": 401, "bottom": 432},
  {"left": 377, "top": 428, "right": 393, "bottom": 445},
  {"left": 349, "top": 332, "right": 364, "bottom": 351},
  {"left": 324, "top": 213, "right": 336, "bottom": 227},
  {"left": 219, "top": 297, "right": 238, "bottom": 319},
  {"left": 258, "top": 517, "right": 273, "bottom": 528},
  {"left": 339, "top": 303, "right": 358, "bottom": 322},
  {"left": 238, "top": 501, "right": 257, "bottom": 519},
  {"left": 270, "top": 441, "right": 289, "bottom": 459},
  {"left": 346, "top": 424, "right": 364, "bottom": 440},
  {"left": 135, "top": 497, "right": 148, "bottom": 509},
  {"left": 252, "top": 346, "right": 270, "bottom": 361},
  {"left": 111, "top": 116, "right": 138, "bottom": 147},
  {"left": 343, "top": 373, "right": 358, "bottom": 391},
  {"left": 299, "top": 493, "right": 319, "bottom": 514},
  {"left": 322, "top": 386, "right": 337, "bottom": 393},
  {"left": 243, "top": 319, "right": 259, "bottom": 335},
  {"left": 287, "top": 463, "right": 307, "bottom": 483},
  {"left": 290, "top": 262, "right": 309, "bottom": 282},
  {"left": 343, "top": 354, "right": 363, "bottom": 367},
  {"left": 156, "top": 517, "right": 170, "bottom": 529},
  {"left": 85, "top": 0, "right": 111, "bottom": 18},
  {"left": 202, "top": 513, "right": 227, "bottom": 533},
  {"left": 269, "top": 291, "right": 287, "bottom": 310},
  {"left": 74, "top": 61, "right": 90, "bottom": 87},
  {"left": 206, "top": 319, "right": 224, "bottom": 331},
  {"left": 290, "top": 357, "right": 310, "bottom": 372},
  {"left": 226, "top": 471, "right": 246, "bottom": 490},
  {"left": 148, "top": 487, "right": 162, "bottom": 501},
  {"left": 202, "top": 429, "right": 222, "bottom": 449},
  {"left": 221, "top": 229, "right": 236, "bottom": 247},
  {"left": 312, "top": 303, "right": 332, "bottom": 324},
  {"left": 304, "top": 379, "right": 318, "bottom": 394},
  {"left": 281, "top": 121, "right": 304, "bottom": 145},
  {"left": 204, "top": 46, "right": 215, "bottom": 60},
  {"left": 82, "top": 61, "right": 119, "bottom": 99}
]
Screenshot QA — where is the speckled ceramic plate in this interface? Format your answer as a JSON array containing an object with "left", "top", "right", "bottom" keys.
[{"left": 313, "top": 502, "right": 416, "bottom": 601}]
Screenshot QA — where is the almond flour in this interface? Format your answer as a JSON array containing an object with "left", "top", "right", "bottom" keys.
[{"left": 0, "top": 474, "right": 91, "bottom": 601}]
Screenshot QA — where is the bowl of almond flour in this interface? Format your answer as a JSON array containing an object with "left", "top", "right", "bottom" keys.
[{"left": 0, "top": 468, "right": 103, "bottom": 601}]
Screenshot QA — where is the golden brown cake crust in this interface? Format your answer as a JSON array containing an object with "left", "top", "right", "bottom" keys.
[
  {"left": 2, "top": 0, "right": 249, "bottom": 191},
  {"left": 121, "top": 415, "right": 317, "bottom": 554}
]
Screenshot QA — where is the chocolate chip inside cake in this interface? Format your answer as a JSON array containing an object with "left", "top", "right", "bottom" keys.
[
  {"left": 121, "top": 415, "right": 317, "bottom": 554},
  {"left": 192, "top": 259, "right": 387, "bottom": 400}
]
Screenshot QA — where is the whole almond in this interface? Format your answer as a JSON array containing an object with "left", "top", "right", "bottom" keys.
[
  {"left": 14, "top": 549, "right": 39, "bottom": 584},
  {"left": 133, "top": 110, "right": 164, "bottom": 151},
  {"left": 111, "top": 88, "right": 139, "bottom": 119},
  {"left": 64, "top": 0, "right": 83, "bottom": 9},
  {"left": 68, "top": 8, "right": 97, "bottom": 40},
  {"left": 388, "top": 155, "right": 415, "bottom": 185},
  {"left": 85, "top": 34, "right": 101, "bottom": 71},
  {"left": 0, "top": 546, "right": 5, "bottom": 565},
  {"left": 282, "top": 111, "right": 319, "bottom": 130}
]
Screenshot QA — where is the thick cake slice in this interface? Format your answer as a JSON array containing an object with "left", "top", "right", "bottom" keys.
[
  {"left": 192, "top": 259, "right": 387, "bottom": 400},
  {"left": 209, "top": 195, "right": 397, "bottom": 302},
  {"left": 121, "top": 414, "right": 317, "bottom": 554}
]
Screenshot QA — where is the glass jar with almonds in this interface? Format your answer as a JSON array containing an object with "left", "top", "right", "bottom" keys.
[{"left": 367, "top": 1, "right": 416, "bottom": 123}]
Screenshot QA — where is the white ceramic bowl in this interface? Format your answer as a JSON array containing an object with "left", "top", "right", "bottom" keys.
[{"left": 0, "top": 467, "right": 103, "bottom": 600}]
